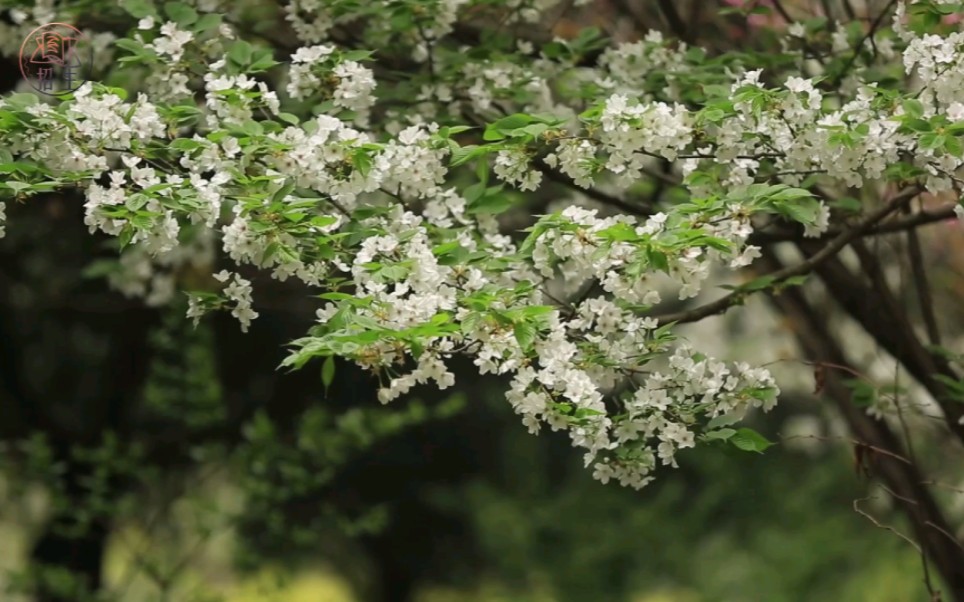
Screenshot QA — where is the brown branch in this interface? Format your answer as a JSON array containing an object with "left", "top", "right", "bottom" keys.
[
  {"left": 830, "top": 0, "right": 900, "bottom": 87},
  {"left": 779, "top": 433, "right": 913, "bottom": 466},
  {"left": 655, "top": 186, "right": 921, "bottom": 325},
  {"left": 904, "top": 205, "right": 941, "bottom": 345},
  {"left": 748, "top": 203, "right": 960, "bottom": 244},
  {"left": 853, "top": 496, "right": 923, "bottom": 554},
  {"left": 841, "top": 0, "right": 857, "bottom": 21},
  {"left": 534, "top": 159, "right": 655, "bottom": 216},
  {"left": 655, "top": 0, "right": 692, "bottom": 44}
]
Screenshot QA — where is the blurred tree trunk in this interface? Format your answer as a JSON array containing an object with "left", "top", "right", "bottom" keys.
[
  {"left": 29, "top": 460, "right": 111, "bottom": 602},
  {"left": 762, "top": 248, "right": 964, "bottom": 602}
]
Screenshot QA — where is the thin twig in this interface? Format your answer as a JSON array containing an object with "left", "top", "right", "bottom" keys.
[
  {"left": 853, "top": 496, "right": 922, "bottom": 554},
  {"left": 831, "top": 0, "right": 900, "bottom": 87},
  {"left": 779, "top": 433, "right": 914, "bottom": 465}
]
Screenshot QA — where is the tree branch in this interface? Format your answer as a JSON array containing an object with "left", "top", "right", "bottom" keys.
[
  {"left": 904, "top": 205, "right": 942, "bottom": 345},
  {"left": 655, "top": 186, "right": 921, "bottom": 325},
  {"left": 534, "top": 159, "right": 655, "bottom": 216},
  {"left": 829, "top": 0, "right": 900, "bottom": 87},
  {"left": 748, "top": 203, "right": 960, "bottom": 244}
]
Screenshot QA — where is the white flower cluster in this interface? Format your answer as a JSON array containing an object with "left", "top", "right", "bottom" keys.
[
  {"left": 204, "top": 60, "right": 280, "bottom": 127},
  {"left": 505, "top": 301, "right": 778, "bottom": 490},
  {"left": 595, "top": 347, "right": 778, "bottom": 488},
  {"left": 147, "top": 21, "right": 194, "bottom": 62},
  {"left": 84, "top": 155, "right": 183, "bottom": 254},
  {"left": 903, "top": 28, "right": 964, "bottom": 107},
  {"left": 284, "top": 0, "right": 336, "bottom": 43},
  {"left": 673, "top": 67, "right": 933, "bottom": 209},
  {"left": 380, "top": 124, "right": 449, "bottom": 199},
  {"left": 494, "top": 149, "right": 542, "bottom": 191},
  {"left": 265, "top": 115, "right": 381, "bottom": 208},
  {"left": 67, "top": 84, "right": 165, "bottom": 151},
  {"left": 597, "top": 94, "right": 693, "bottom": 183},
  {"left": 287, "top": 45, "right": 376, "bottom": 124},
  {"left": 463, "top": 60, "right": 552, "bottom": 114},
  {"left": 598, "top": 31, "right": 689, "bottom": 98},
  {"left": 0, "top": 201, "right": 6, "bottom": 239},
  {"left": 292, "top": 196, "right": 780, "bottom": 490},
  {"left": 9, "top": 0, "right": 958, "bottom": 492},
  {"left": 212, "top": 270, "right": 259, "bottom": 332},
  {"left": 220, "top": 209, "right": 331, "bottom": 286},
  {"left": 313, "top": 206, "right": 463, "bottom": 401},
  {"left": 544, "top": 139, "right": 598, "bottom": 189},
  {"left": 530, "top": 205, "right": 754, "bottom": 302}
]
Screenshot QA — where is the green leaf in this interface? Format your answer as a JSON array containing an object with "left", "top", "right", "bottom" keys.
[
  {"left": 120, "top": 0, "right": 157, "bottom": 18},
  {"left": 342, "top": 50, "right": 374, "bottom": 62},
  {"left": 704, "top": 428, "right": 737, "bottom": 441},
  {"left": 903, "top": 118, "right": 932, "bottom": 133},
  {"left": 701, "top": 107, "right": 726, "bottom": 122},
  {"left": 467, "top": 187, "right": 513, "bottom": 214},
  {"left": 118, "top": 226, "right": 135, "bottom": 250},
  {"left": 920, "top": 132, "right": 944, "bottom": 151},
  {"left": 706, "top": 413, "right": 742, "bottom": 430},
  {"left": 903, "top": 98, "right": 924, "bottom": 119},
  {"left": 439, "top": 125, "right": 473, "bottom": 137},
  {"left": 193, "top": 13, "right": 222, "bottom": 33},
  {"left": 781, "top": 274, "right": 809, "bottom": 287},
  {"left": 3, "top": 181, "right": 31, "bottom": 194},
  {"left": 164, "top": 1, "right": 198, "bottom": 25},
  {"left": 740, "top": 274, "right": 776, "bottom": 292},
  {"left": 843, "top": 378, "right": 877, "bottom": 407},
  {"left": 946, "top": 135, "right": 964, "bottom": 158},
  {"left": 352, "top": 149, "right": 373, "bottom": 177},
  {"left": 483, "top": 114, "right": 534, "bottom": 141},
  {"left": 933, "top": 374, "right": 964, "bottom": 402},
  {"left": 450, "top": 145, "right": 491, "bottom": 167},
  {"left": 227, "top": 40, "right": 254, "bottom": 67},
  {"left": 513, "top": 321, "right": 537, "bottom": 353},
  {"left": 170, "top": 138, "right": 202, "bottom": 151},
  {"left": 249, "top": 51, "right": 279, "bottom": 72},
  {"left": 729, "top": 428, "right": 774, "bottom": 453},
  {"left": 125, "top": 194, "right": 149, "bottom": 211},
  {"left": 272, "top": 180, "right": 295, "bottom": 203},
  {"left": 831, "top": 196, "right": 862, "bottom": 213},
  {"left": 277, "top": 112, "right": 300, "bottom": 126},
  {"left": 464, "top": 182, "right": 485, "bottom": 204},
  {"left": 321, "top": 356, "right": 336, "bottom": 393}
]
